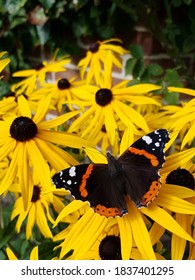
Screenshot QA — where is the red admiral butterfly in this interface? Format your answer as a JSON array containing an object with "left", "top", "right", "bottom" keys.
[{"left": 52, "top": 129, "right": 170, "bottom": 217}]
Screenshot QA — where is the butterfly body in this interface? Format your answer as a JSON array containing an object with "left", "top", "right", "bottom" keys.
[{"left": 52, "top": 129, "right": 170, "bottom": 217}]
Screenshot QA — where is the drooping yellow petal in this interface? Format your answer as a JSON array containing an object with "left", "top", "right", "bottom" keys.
[
  {"left": 104, "top": 105, "right": 117, "bottom": 145},
  {"left": 36, "top": 201, "right": 53, "bottom": 239},
  {"left": 162, "top": 148, "right": 195, "bottom": 174},
  {"left": 73, "top": 215, "right": 109, "bottom": 259},
  {"left": 0, "top": 143, "right": 19, "bottom": 195},
  {"left": 128, "top": 200, "right": 156, "bottom": 259},
  {"left": 17, "top": 142, "right": 32, "bottom": 210},
  {"left": 0, "top": 137, "right": 16, "bottom": 161},
  {"left": 26, "top": 204, "right": 36, "bottom": 239},
  {"left": 141, "top": 204, "right": 194, "bottom": 242},
  {"left": 59, "top": 208, "right": 94, "bottom": 258},
  {"left": 171, "top": 213, "right": 190, "bottom": 260},
  {"left": 26, "top": 140, "right": 51, "bottom": 190},
  {"left": 156, "top": 192, "right": 195, "bottom": 214},
  {"left": 34, "top": 137, "right": 71, "bottom": 171},
  {"left": 117, "top": 214, "right": 133, "bottom": 260}
]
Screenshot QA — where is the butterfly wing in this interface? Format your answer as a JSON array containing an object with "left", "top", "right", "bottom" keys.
[
  {"left": 118, "top": 129, "right": 170, "bottom": 207},
  {"left": 52, "top": 164, "right": 127, "bottom": 217}
]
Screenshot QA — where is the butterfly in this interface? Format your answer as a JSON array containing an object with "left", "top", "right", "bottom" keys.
[{"left": 52, "top": 129, "right": 170, "bottom": 217}]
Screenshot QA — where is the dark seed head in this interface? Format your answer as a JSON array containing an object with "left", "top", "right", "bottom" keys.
[
  {"left": 89, "top": 42, "right": 100, "bottom": 53},
  {"left": 57, "top": 78, "right": 71, "bottom": 90},
  {"left": 99, "top": 235, "right": 122, "bottom": 260},
  {"left": 95, "top": 88, "right": 113, "bottom": 106},
  {"left": 10, "top": 116, "right": 38, "bottom": 142},
  {"left": 166, "top": 167, "right": 195, "bottom": 190},
  {"left": 34, "top": 62, "right": 44, "bottom": 71},
  {"left": 31, "top": 185, "right": 41, "bottom": 202}
]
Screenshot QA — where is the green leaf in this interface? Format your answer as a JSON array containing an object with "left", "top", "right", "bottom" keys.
[
  {"left": 148, "top": 64, "right": 164, "bottom": 76},
  {"left": 183, "top": 0, "right": 193, "bottom": 5},
  {"left": 165, "top": 69, "right": 183, "bottom": 87},
  {"left": 133, "top": 60, "right": 145, "bottom": 78},
  {"left": 4, "top": 0, "right": 28, "bottom": 14},
  {"left": 128, "top": 44, "right": 144, "bottom": 59},
  {"left": 38, "top": 0, "right": 55, "bottom": 10},
  {"left": 183, "top": 35, "right": 195, "bottom": 53},
  {"left": 125, "top": 58, "right": 137, "bottom": 75},
  {"left": 164, "top": 90, "right": 179, "bottom": 105}
]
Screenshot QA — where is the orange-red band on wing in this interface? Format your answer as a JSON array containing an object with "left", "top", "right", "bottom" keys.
[
  {"left": 129, "top": 147, "right": 159, "bottom": 167},
  {"left": 79, "top": 164, "right": 94, "bottom": 197}
]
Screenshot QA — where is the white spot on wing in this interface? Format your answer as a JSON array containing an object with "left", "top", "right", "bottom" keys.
[
  {"left": 142, "top": 135, "right": 152, "bottom": 145},
  {"left": 67, "top": 180, "right": 72, "bottom": 185},
  {"left": 69, "top": 166, "right": 76, "bottom": 177},
  {"left": 155, "top": 142, "right": 160, "bottom": 147}
]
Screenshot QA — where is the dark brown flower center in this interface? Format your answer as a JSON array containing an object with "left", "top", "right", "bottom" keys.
[
  {"left": 10, "top": 116, "right": 38, "bottom": 142},
  {"left": 95, "top": 88, "right": 113, "bottom": 106},
  {"left": 34, "top": 62, "right": 44, "bottom": 70},
  {"left": 99, "top": 235, "right": 122, "bottom": 260},
  {"left": 166, "top": 167, "right": 195, "bottom": 190},
  {"left": 89, "top": 42, "right": 100, "bottom": 53},
  {"left": 31, "top": 185, "right": 41, "bottom": 202},
  {"left": 57, "top": 78, "right": 71, "bottom": 90}
]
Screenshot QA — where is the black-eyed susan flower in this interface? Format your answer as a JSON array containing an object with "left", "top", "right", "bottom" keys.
[
  {"left": 69, "top": 54, "right": 161, "bottom": 146},
  {"left": 32, "top": 76, "right": 86, "bottom": 112},
  {"left": 0, "top": 94, "right": 92, "bottom": 208},
  {"left": 0, "top": 51, "right": 10, "bottom": 78},
  {"left": 10, "top": 169, "right": 69, "bottom": 240},
  {"left": 78, "top": 38, "right": 128, "bottom": 84},
  {"left": 11, "top": 52, "right": 71, "bottom": 95}
]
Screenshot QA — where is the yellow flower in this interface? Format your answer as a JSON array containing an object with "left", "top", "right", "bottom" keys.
[
  {"left": 78, "top": 38, "right": 128, "bottom": 84},
  {"left": 0, "top": 51, "right": 10, "bottom": 79},
  {"left": 32, "top": 76, "right": 86, "bottom": 112},
  {"left": 11, "top": 52, "right": 71, "bottom": 95},
  {"left": 0, "top": 94, "right": 91, "bottom": 208},
  {"left": 6, "top": 246, "right": 39, "bottom": 260},
  {"left": 69, "top": 53, "right": 161, "bottom": 145},
  {"left": 10, "top": 170, "right": 69, "bottom": 240}
]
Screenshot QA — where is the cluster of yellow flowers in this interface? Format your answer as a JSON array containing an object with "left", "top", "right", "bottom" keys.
[{"left": 0, "top": 38, "right": 195, "bottom": 260}]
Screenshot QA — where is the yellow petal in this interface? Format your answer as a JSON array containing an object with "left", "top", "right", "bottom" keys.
[
  {"left": 33, "top": 95, "right": 51, "bottom": 124},
  {"left": 83, "top": 147, "right": 107, "bottom": 164},
  {"left": 38, "top": 130, "right": 93, "bottom": 149},
  {"left": 6, "top": 248, "right": 18, "bottom": 260},
  {"left": 26, "top": 140, "right": 51, "bottom": 189},
  {"left": 53, "top": 200, "right": 89, "bottom": 227},
  {"left": 128, "top": 200, "right": 156, "bottom": 259},
  {"left": 117, "top": 214, "right": 133, "bottom": 260},
  {"left": 156, "top": 192, "right": 195, "bottom": 214},
  {"left": 168, "top": 86, "right": 195, "bottom": 96},
  {"left": 171, "top": 213, "right": 190, "bottom": 259},
  {"left": 30, "top": 246, "right": 39, "bottom": 260},
  {"left": 141, "top": 204, "right": 194, "bottom": 242},
  {"left": 36, "top": 201, "right": 53, "bottom": 238},
  {"left": 17, "top": 95, "right": 31, "bottom": 118}
]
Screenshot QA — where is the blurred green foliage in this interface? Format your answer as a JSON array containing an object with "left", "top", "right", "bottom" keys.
[{"left": 1, "top": 0, "right": 195, "bottom": 85}]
